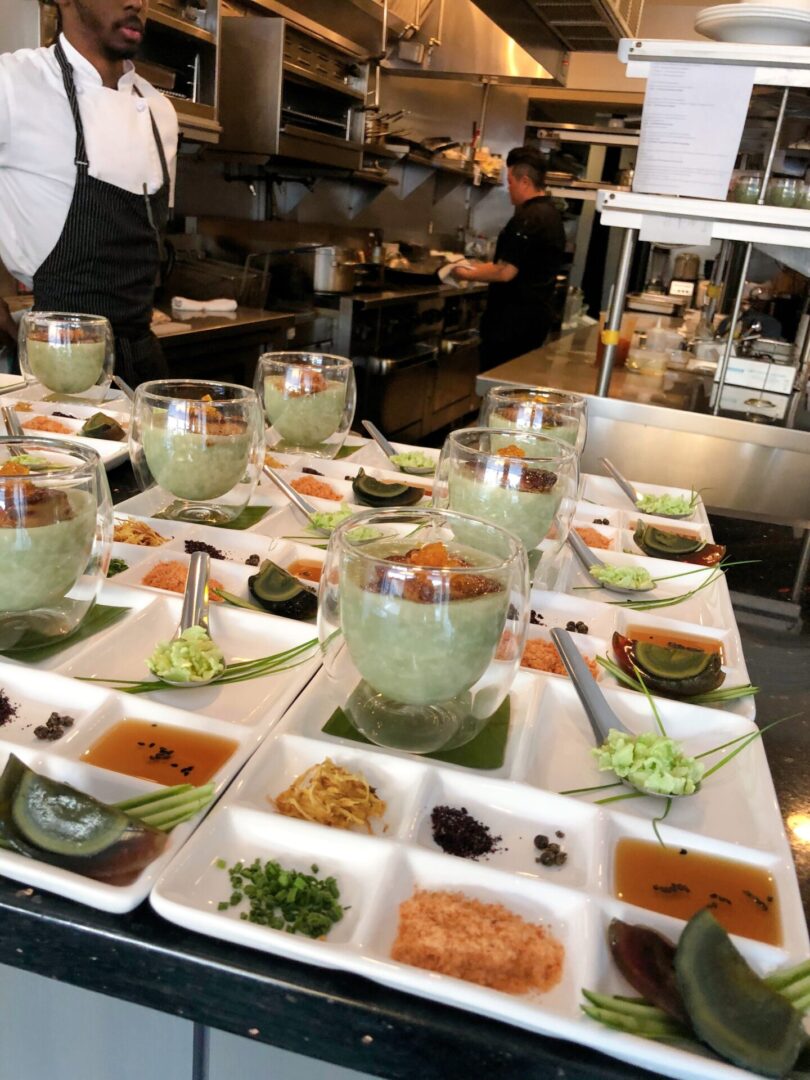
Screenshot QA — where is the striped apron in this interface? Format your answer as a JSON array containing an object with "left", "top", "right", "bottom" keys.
[{"left": 32, "top": 39, "right": 171, "bottom": 386}]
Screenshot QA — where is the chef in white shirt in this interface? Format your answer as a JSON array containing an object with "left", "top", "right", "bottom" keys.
[{"left": 0, "top": 0, "right": 178, "bottom": 384}]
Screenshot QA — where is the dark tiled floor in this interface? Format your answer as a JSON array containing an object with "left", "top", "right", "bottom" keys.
[{"left": 711, "top": 515, "right": 810, "bottom": 921}]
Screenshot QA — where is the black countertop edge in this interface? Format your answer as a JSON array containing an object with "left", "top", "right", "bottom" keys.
[{"left": 0, "top": 880, "right": 659, "bottom": 1080}]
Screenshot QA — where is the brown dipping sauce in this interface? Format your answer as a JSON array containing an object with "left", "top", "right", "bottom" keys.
[
  {"left": 614, "top": 837, "right": 781, "bottom": 946},
  {"left": 82, "top": 718, "right": 237, "bottom": 785}
]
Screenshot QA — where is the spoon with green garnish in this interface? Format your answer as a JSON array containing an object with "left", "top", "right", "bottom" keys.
[
  {"left": 567, "top": 528, "right": 655, "bottom": 595},
  {"left": 601, "top": 458, "right": 695, "bottom": 520},
  {"left": 361, "top": 420, "right": 435, "bottom": 476},
  {"left": 551, "top": 628, "right": 702, "bottom": 800},
  {"left": 148, "top": 551, "right": 225, "bottom": 687}
]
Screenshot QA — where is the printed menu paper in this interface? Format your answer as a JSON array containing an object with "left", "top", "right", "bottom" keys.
[{"left": 633, "top": 62, "right": 755, "bottom": 200}]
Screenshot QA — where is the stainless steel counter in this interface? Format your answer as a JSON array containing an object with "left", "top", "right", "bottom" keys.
[{"left": 478, "top": 325, "right": 810, "bottom": 527}]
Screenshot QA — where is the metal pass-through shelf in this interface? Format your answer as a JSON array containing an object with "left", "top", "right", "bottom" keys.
[
  {"left": 618, "top": 38, "right": 810, "bottom": 86},
  {"left": 596, "top": 188, "right": 810, "bottom": 247}
]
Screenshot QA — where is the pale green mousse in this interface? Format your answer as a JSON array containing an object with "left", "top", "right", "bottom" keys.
[
  {"left": 593, "top": 729, "right": 704, "bottom": 796},
  {"left": 589, "top": 564, "right": 654, "bottom": 590},
  {"left": 264, "top": 377, "right": 345, "bottom": 449},
  {"left": 490, "top": 411, "right": 578, "bottom": 446},
  {"left": 447, "top": 465, "right": 561, "bottom": 550},
  {"left": 0, "top": 489, "right": 96, "bottom": 611},
  {"left": 142, "top": 423, "right": 251, "bottom": 502},
  {"left": 341, "top": 539, "right": 509, "bottom": 705},
  {"left": 27, "top": 339, "right": 105, "bottom": 394},
  {"left": 147, "top": 625, "right": 225, "bottom": 683}
]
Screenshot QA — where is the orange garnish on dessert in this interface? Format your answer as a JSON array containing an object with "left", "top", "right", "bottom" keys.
[
  {"left": 0, "top": 461, "right": 30, "bottom": 476},
  {"left": 495, "top": 444, "right": 526, "bottom": 459}
]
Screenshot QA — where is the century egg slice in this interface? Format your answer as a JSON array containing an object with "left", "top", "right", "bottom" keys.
[
  {"left": 351, "top": 468, "right": 424, "bottom": 508},
  {"left": 0, "top": 754, "right": 167, "bottom": 885},
  {"left": 633, "top": 522, "right": 726, "bottom": 566},
  {"left": 612, "top": 631, "right": 725, "bottom": 697}
]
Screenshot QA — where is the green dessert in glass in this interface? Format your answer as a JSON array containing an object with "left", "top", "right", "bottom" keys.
[
  {"left": 0, "top": 474, "right": 96, "bottom": 611},
  {"left": 340, "top": 538, "right": 510, "bottom": 706},
  {"left": 447, "top": 449, "right": 562, "bottom": 551},
  {"left": 142, "top": 402, "right": 251, "bottom": 502},
  {"left": 263, "top": 371, "right": 346, "bottom": 450},
  {"left": 26, "top": 335, "right": 106, "bottom": 395}
]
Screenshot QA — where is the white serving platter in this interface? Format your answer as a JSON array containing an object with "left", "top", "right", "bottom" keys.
[
  {"left": 557, "top": 546, "right": 736, "bottom": 629},
  {"left": 0, "top": 664, "right": 251, "bottom": 913},
  {"left": 13, "top": 407, "right": 130, "bottom": 470},
  {"left": 581, "top": 474, "right": 710, "bottom": 528},
  {"left": 151, "top": 664, "right": 806, "bottom": 1080},
  {"left": 56, "top": 594, "right": 321, "bottom": 725}
]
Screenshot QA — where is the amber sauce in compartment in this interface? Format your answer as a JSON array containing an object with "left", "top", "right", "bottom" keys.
[
  {"left": 81, "top": 718, "right": 238, "bottom": 785},
  {"left": 614, "top": 837, "right": 781, "bottom": 946},
  {"left": 624, "top": 626, "right": 724, "bottom": 662},
  {"left": 287, "top": 559, "right": 323, "bottom": 584}
]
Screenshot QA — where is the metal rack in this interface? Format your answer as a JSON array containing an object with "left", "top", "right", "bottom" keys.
[{"left": 595, "top": 38, "right": 810, "bottom": 410}]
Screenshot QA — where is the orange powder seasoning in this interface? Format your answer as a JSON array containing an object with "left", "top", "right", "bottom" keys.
[
  {"left": 574, "top": 526, "right": 612, "bottom": 550},
  {"left": 522, "top": 639, "right": 599, "bottom": 679},
  {"left": 291, "top": 476, "right": 341, "bottom": 501},
  {"left": 391, "top": 889, "right": 564, "bottom": 995},
  {"left": 142, "top": 561, "right": 225, "bottom": 600},
  {"left": 24, "top": 416, "right": 72, "bottom": 434}
]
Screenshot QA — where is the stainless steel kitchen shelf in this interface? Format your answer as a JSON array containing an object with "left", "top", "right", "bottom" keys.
[
  {"left": 596, "top": 188, "right": 810, "bottom": 248},
  {"left": 618, "top": 38, "right": 810, "bottom": 87}
]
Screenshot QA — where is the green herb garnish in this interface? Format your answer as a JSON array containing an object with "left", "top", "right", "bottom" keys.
[
  {"left": 216, "top": 856, "right": 345, "bottom": 938},
  {"left": 107, "top": 558, "right": 129, "bottom": 578}
]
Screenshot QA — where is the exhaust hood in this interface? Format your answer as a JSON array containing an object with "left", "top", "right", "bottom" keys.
[
  {"left": 379, "top": 0, "right": 565, "bottom": 84},
  {"left": 472, "top": 0, "right": 645, "bottom": 53}
]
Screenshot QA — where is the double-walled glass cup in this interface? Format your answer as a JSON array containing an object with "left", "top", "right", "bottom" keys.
[
  {"left": 318, "top": 508, "right": 529, "bottom": 754},
  {"left": 19, "top": 312, "right": 114, "bottom": 396},
  {"left": 130, "top": 379, "right": 264, "bottom": 524},
  {"left": 434, "top": 428, "right": 579, "bottom": 563},
  {"left": 0, "top": 437, "right": 111, "bottom": 651},
  {"left": 480, "top": 385, "right": 588, "bottom": 455},
  {"left": 256, "top": 351, "right": 356, "bottom": 458}
]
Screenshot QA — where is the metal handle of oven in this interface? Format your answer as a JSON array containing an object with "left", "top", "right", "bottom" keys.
[
  {"left": 440, "top": 329, "right": 481, "bottom": 354},
  {"left": 363, "top": 343, "right": 438, "bottom": 375}
]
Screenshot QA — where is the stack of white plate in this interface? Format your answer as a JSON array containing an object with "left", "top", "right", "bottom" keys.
[{"left": 695, "top": 0, "right": 810, "bottom": 44}]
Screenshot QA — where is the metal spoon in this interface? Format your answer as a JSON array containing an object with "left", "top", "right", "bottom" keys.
[
  {"left": 361, "top": 420, "right": 434, "bottom": 475},
  {"left": 550, "top": 628, "right": 698, "bottom": 800},
  {"left": 161, "top": 551, "right": 220, "bottom": 687},
  {"left": 1, "top": 406, "right": 24, "bottom": 437},
  {"left": 262, "top": 464, "right": 330, "bottom": 536},
  {"left": 567, "top": 528, "right": 655, "bottom": 595},
  {"left": 112, "top": 374, "right": 136, "bottom": 402},
  {"left": 601, "top": 457, "right": 694, "bottom": 520}
]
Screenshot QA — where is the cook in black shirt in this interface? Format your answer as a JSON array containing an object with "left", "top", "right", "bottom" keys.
[{"left": 452, "top": 146, "right": 565, "bottom": 367}]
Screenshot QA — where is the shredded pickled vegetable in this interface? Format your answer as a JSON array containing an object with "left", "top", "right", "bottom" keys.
[{"left": 273, "top": 758, "right": 386, "bottom": 833}]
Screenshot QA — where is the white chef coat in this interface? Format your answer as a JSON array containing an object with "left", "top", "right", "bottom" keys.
[{"left": 0, "top": 34, "right": 178, "bottom": 288}]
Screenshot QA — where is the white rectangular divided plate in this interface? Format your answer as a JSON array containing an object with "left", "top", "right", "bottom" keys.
[
  {"left": 152, "top": 666, "right": 806, "bottom": 1080},
  {"left": 0, "top": 579, "right": 321, "bottom": 911}
]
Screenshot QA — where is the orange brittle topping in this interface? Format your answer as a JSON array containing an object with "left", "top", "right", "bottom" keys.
[
  {"left": 375, "top": 542, "right": 501, "bottom": 603},
  {"left": 0, "top": 461, "right": 30, "bottom": 476},
  {"left": 496, "top": 444, "right": 525, "bottom": 459},
  {"left": 286, "top": 366, "right": 328, "bottom": 397}
]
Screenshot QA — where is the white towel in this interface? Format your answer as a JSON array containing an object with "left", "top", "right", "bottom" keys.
[
  {"left": 171, "top": 297, "right": 238, "bottom": 313},
  {"left": 438, "top": 259, "right": 474, "bottom": 287}
]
